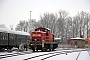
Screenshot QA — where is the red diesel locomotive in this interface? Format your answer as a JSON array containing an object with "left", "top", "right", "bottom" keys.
[{"left": 29, "top": 27, "right": 58, "bottom": 52}]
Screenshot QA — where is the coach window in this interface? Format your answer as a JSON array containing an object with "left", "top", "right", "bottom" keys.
[
  {"left": 9, "top": 34, "right": 11, "bottom": 39},
  {"left": 27, "top": 36, "right": 30, "bottom": 40},
  {"left": 4, "top": 33, "right": 7, "bottom": 40},
  {"left": 21, "top": 35, "right": 23, "bottom": 40},
  {"left": 26, "top": 36, "right": 28, "bottom": 40},
  {"left": 6, "top": 33, "right": 8, "bottom": 40},
  {"left": 24, "top": 36, "right": 26, "bottom": 40},
  {"left": 0, "top": 33, "right": 2, "bottom": 40},
  {"left": 1, "top": 33, "right": 3, "bottom": 40},
  {"left": 25, "top": 36, "right": 26, "bottom": 40},
  {"left": 10, "top": 34, "right": 13, "bottom": 40},
  {"left": 2, "top": 33, "right": 5, "bottom": 40},
  {"left": 12, "top": 34, "right": 14, "bottom": 40},
  {"left": 24, "top": 36, "right": 25, "bottom": 40},
  {"left": 4, "top": 33, "right": 6, "bottom": 40},
  {"left": 3, "top": 33, "right": 5, "bottom": 40},
  {"left": 5, "top": 33, "right": 7, "bottom": 40},
  {"left": 21, "top": 35, "right": 22, "bottom": 40},
  {"left": 13, "top": 34, "right": 15, "bottom": 40},
  {"left": 19, "top": 35, "right": 21, "bottom": 40},
  {"left": 17, "top": 35, "right": 18, "bottom": 40},
  {"left": 0, "top": 32, "right": 1, "bottom": 40},
  {"left": 2, "top": 33, "right": 4, "bottom": 40},
  {"left": 18, "top": 35, "right": 20, "bottom": 40},
  {"left": 2, "top": 36, "right": 4, "bottom": 40}
]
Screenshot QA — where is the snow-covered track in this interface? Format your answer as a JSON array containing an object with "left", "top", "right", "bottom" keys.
[
  {"left": 24, "top": 49, "right": 86, "bottom": 60},
  {"left": 24, "top": 51, "right": 66, "bottom": 60},
  {"left": 76, "top": 48, "right": 90, "bottom": 60},
  {"left": 0, "top": 51, "right": 32, "bottom": 59}
]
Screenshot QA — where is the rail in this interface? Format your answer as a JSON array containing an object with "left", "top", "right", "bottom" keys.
[
  {"left": 76, "top": 48, "right": 90, "bottom": 60},
  {"left": 24, "top": 49, "right": 86, "bottom": 60},
  {"left": 76, "top": 51, "right": 81, "bottom": 60}
]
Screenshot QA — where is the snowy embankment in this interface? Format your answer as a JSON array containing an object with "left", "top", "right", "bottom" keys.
[{"left": 0, "top": 48, "right": 90, "bottom": 60}]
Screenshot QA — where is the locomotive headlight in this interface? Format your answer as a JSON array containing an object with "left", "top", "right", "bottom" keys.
[
  {"left": 38, "top": 34, "right": 41, "bottom": 36},
  {"left": 32, "top": 34, "right": 36, "bottom": 36},
  {"left": 32, "top": 34, "right": 41, "bottom": 36}
]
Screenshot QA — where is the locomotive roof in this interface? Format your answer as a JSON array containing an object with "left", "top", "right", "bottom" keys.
[
  {"left": 0, "top": 28, "right": 30, "bottom": 36},
  {"left": 36, "top": 27, "right": 50, "bottom": 31}
]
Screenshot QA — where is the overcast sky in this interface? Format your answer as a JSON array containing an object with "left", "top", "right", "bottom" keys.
[{"left": 0, "top": 0, "right": 90, "bottom": 29}]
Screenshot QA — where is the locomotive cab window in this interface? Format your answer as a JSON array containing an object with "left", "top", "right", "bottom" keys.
[
  {"left": 43, "top": 29, "right": 45, "bottom": 32},
  {"left": 37, "top": 28, "right": 40, "bottom": 31}
]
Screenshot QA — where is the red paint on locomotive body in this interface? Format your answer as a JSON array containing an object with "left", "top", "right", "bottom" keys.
[
  {"left": 31, "top": 27, "right": 54, "bottom": 42},
  {"left": 30, "top": 27, "right": 58, "bottom": 52}
]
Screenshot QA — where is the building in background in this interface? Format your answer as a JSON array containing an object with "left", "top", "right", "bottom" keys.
[{"left": 70, "top": 37, "right": 86, "bottom": 48}]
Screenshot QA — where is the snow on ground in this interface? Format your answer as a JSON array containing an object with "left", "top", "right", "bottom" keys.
[
  {"left": 47, "top": 51, "right": 90, "bottom": 60},
  {"left": 0, "top": 51, "right": 17, "bottom": 55},
  {"left": 0, "top": 48, "right": 90, "bottom": 60}
]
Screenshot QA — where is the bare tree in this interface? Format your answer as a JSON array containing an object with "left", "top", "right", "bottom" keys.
[
  {"left": 73, "top": 11, "right": 90, "bottom": 38},
  {"left": 15, "top": 19, "right": 37, "bottom": 33},
  {"left": 56, "top": 10, "right": 69, "bottom": 44},
  {"left": 15, "top": 20, "right": 26, "bottom": 31},
  {"left": 39, "top": 12, "right": 57, "bottom": 34},
  {"left": 10, "top": 25, "right": 13, "bottom": 30},
  {"left": 0, "top": 24, "right": 7, "bottom": 28},
  {"left": 15, "top": 10, "right": 90, "bottom": 44}
]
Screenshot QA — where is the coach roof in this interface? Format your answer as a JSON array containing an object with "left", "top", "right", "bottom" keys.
[{"left": 0, "top": 28, "right": 30, "bottom": 36}]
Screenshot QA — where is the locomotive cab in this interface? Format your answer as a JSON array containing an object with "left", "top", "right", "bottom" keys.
[
  {"left": 30, "top": 27, "right": 58, "bottom": 52},
  {"left": 31, "top": 27, "right": 52, "bottom": 42}
]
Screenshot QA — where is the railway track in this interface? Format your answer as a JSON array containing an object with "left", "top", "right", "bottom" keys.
[
  {"left": 76, "top": 48, "right": 90, "bottom": 60},
  {"left": 24, "top": 49, "right": 86, "bottom": 60},
  {"left": 0, "top": 51, "right": 32, "bottom": 59},
  {"left": 0, "top": 48, "right": 89, "bottom": 60}
]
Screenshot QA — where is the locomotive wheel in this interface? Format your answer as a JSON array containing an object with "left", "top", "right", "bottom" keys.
[
  {"left": 32, "top": 49, "right": 35, "bottom": 52},
  {"left": 49, "top": 48, "right": 52, "bottom": 51},
  {"left": 1, "top": 48, "right": 5, "bottom": 52},
  {"left": 7, "top": 49, "right": 12, "bottom": 52},
  {"left": 42, "top": 48, "right": 44, "bottom": 52},
  {"left": 44, "top": 49, "right": 47, "bottom": 51},
  {"left": 52, "top": 48, "right": 54, "bottom": 51},
  {"left": 36, "top": 49, "right": 38, "bottom": 51}
]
